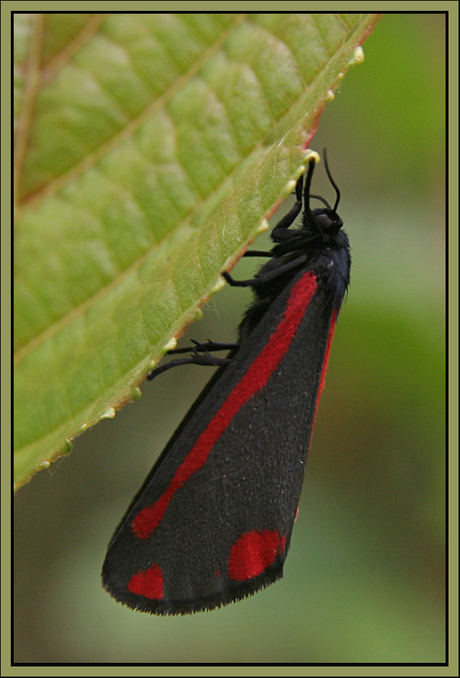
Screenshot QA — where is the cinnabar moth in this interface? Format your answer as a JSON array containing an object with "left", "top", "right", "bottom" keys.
[{"left": 102, "top": 152, "right": 351, "bottom": 615}]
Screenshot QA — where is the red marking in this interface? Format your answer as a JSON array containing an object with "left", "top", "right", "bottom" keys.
[
  {"left": 132, "top": 272, "right": 318, "bottom": 539},
  {"left": 228, "top": 530, "right": 286, "bottom": 581},
  {"left": 319, "top": 309, "right": 337, "bottom": 395},
  {"left": 312, "top": 309, "right": 337, "bottom": 429},
  {"left": 127, "top": 563, "right": 163, "bottom": 599}
]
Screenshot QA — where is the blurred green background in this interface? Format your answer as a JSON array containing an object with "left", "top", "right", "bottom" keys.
[{"left": 14, "top": 14, "right": 446, "bottom": 663}]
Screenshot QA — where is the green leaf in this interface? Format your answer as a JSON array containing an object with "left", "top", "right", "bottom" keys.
[{"left": 14, "top": 13, "right": 380, "bottom": 488}]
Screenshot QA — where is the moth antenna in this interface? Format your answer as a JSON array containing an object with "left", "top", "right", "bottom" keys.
[{"left": 323, "top": 149, "right": 341, "bottom": 212}]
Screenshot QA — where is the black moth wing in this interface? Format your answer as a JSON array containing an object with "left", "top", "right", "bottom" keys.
[
  {"left": 102, "top": 256, "right": 348, "bottom": 615},
  {"left": 102, "top": 157, "right": 350, "bottom": 615}
]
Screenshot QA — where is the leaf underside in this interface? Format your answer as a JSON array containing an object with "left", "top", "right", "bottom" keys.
[{"left": 14, "top": 12, "right": 380, "bottom": 488}]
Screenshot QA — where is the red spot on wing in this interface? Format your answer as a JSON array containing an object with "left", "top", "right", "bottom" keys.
[
  {"left": 311, "top": 308, "right": 337, "bottom": 429},
  {"left": 132, "top": 272, "right": 318, "bottom": 540},
  {"left": 228, "top": 530, "right": 286, "bottom": 581},
  {"left": 127, "top": 563, "right": 163, "bottom": 600}
]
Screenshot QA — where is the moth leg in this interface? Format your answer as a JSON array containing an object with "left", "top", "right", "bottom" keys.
[
  {"left": 242, "top": 250, "right": 272, "bottom": 258},
  {"left": 271, "top": 176, "right": 303, "bottom": 236},
  {"left": 222, "top": 254, "right": 307, "bottom": 288},
  {"left": 147, "top": 342, "right": 236, "bottom": 380},
  {"left": 165, "top": 341, "right": 238, "bottom": 355}
]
